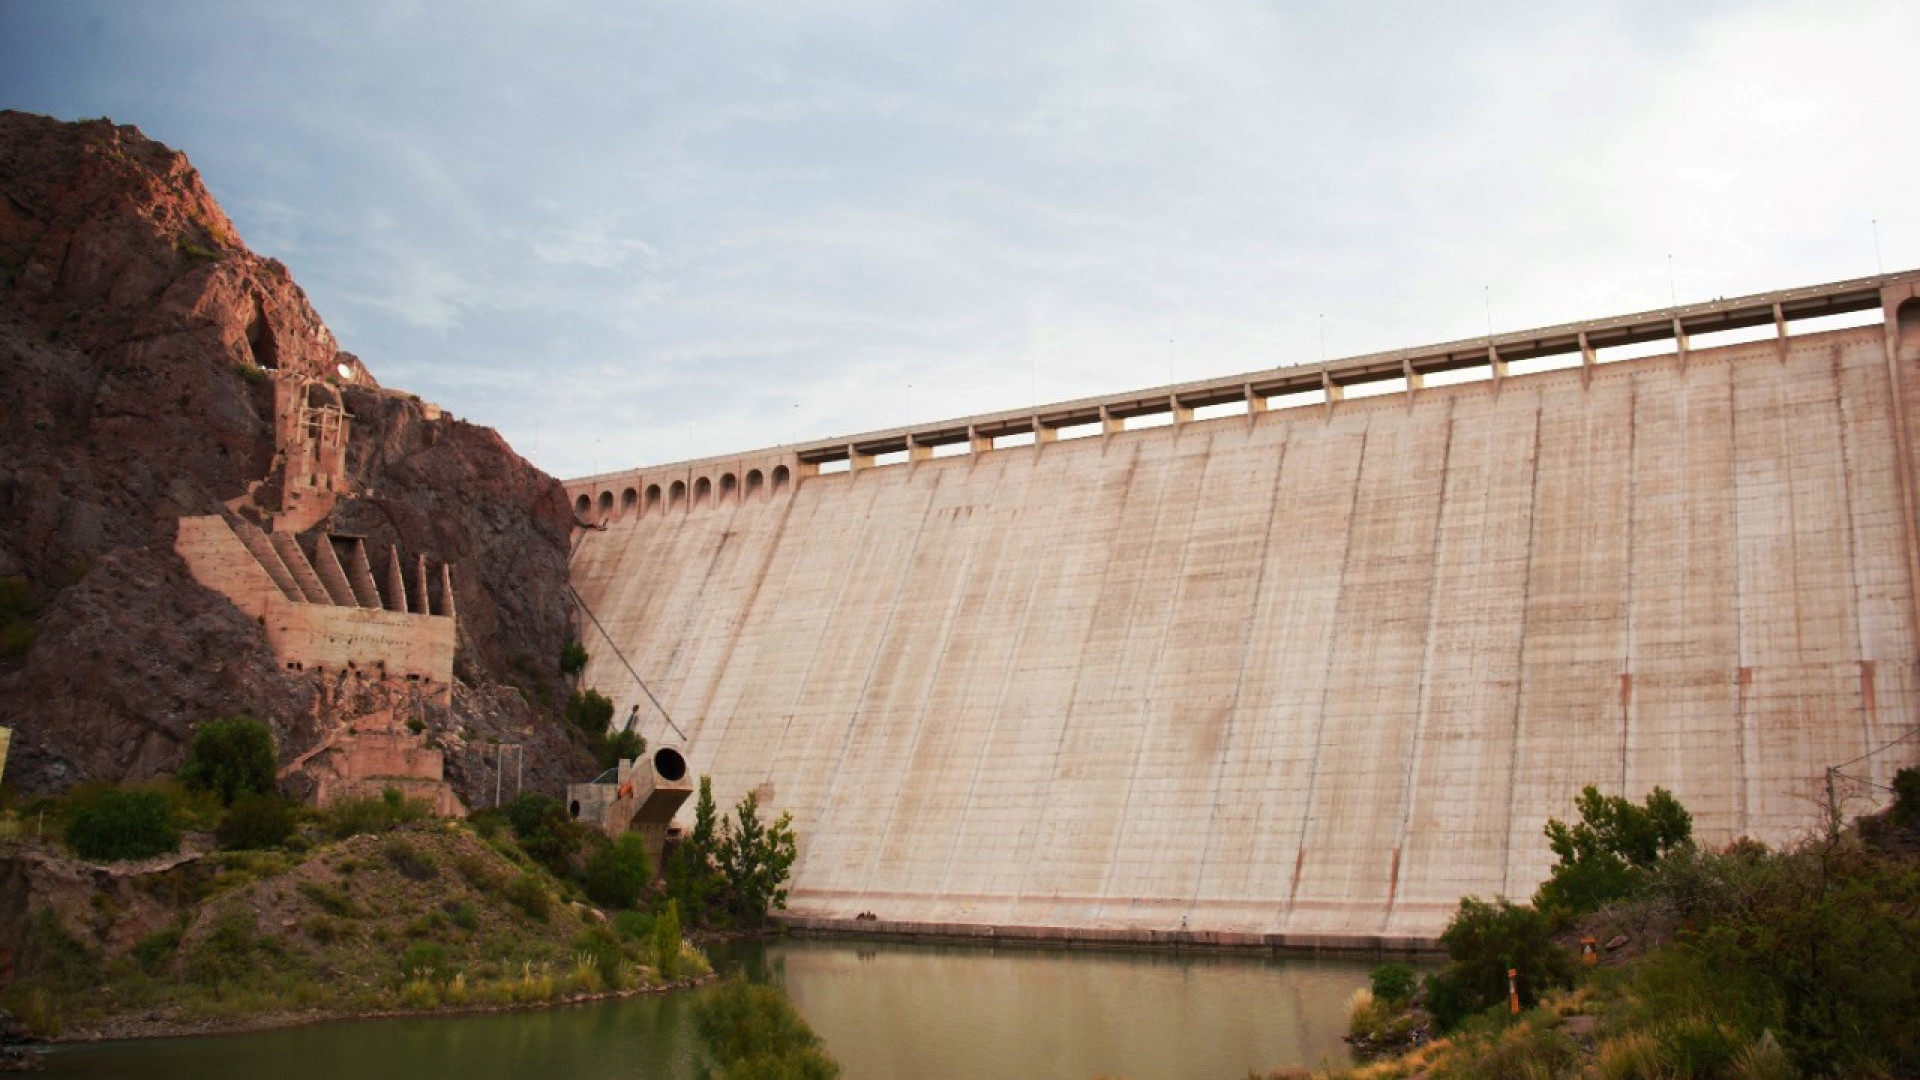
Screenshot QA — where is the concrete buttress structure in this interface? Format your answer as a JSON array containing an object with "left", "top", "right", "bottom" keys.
[{"left": 566, "top": 272, "right": 1920, "bottom": 947}]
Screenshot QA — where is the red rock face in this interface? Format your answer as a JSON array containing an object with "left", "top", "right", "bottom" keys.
[{"left": 0, "top": 111, "right": 591, "bottom": 798}]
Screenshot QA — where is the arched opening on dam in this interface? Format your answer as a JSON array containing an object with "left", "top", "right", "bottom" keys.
[
  {"left": 646, "top": 484, "right": 662, "bottom": 514},
  {"left": 720, "top": 473, "right": 738, "bottom": 502},
  {"left": 596, "top": 491, "right": 613, "bottom": 520},
  {"left": 574, "top": 493, "right": 590, "bottom": 517},
  {"left": 1900, "top": 297, "right": 1920, "bottom": 351},
  {"left": 771, "top": 465, "right": 791, "bottom": 489},
  {"left": 694, "top": 477, "right": 712, "bottom": 506},
  {"left": 746, "top": 469, "right": 764, "bottom": 498},
  {"left": 668, "top": 480, "right": 686, "bottom": 508},
  {"left": 620, "top": 487, "right": 637, "bottom": 518}
]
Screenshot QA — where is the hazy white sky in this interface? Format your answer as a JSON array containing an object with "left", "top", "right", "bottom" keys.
[{"left": 4, "top": 1, "right": 1916, "bottom": 479}]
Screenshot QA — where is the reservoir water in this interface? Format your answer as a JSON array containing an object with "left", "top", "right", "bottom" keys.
[{"left": 41, "top": 938, "right": 1369, "bottom": 1079}]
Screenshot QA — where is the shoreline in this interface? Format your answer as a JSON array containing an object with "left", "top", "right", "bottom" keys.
[
  {"left": 41, "top": 969, "right": 722, "bottom": 1045},
  {"left": 777, "top": 915, "right": 1444, "bottom": 957}
]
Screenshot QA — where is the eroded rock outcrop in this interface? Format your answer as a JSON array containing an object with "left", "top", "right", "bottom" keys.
[{"left": 0, "top": 111, "right": 591, "bottom": 800}]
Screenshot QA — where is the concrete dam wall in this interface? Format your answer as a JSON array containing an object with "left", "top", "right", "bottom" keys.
[{"left": 567, "top": 273, "right": 1920, "bottom": 945}]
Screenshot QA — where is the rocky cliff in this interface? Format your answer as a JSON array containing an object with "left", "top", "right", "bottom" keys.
[{"left": 0, "top": 111, "right": 593, "bottom": 800}]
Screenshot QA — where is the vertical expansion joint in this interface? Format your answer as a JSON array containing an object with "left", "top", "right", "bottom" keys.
[{"left": 1773, "top": 303, "right": 1789, "bottom": 363}]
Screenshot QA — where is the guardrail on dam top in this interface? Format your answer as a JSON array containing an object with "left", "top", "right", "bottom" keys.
[{"left": 566, "top": 270, "right": 1920, "bottom": 949}]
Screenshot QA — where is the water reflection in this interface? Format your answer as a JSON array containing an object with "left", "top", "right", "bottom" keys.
[
  {"left": 725, "top": 938, "right": 1365, "bottom": 1080},
  {"left": 45, "top": 938, "right": 1366, "bottom": 1080}
]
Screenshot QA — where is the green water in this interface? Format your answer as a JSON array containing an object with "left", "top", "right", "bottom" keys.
[{"left": 40, "top": 938, "right": 1369, "bottom": 1080}]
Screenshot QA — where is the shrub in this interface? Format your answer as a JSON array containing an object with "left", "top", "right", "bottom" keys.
[
  {"left": 216, "top": 793, "right": 297, "bottom": 850},
  {"left": 614, "top": 910, "right": 655, "bottom": 942},
  {"left": 694, "top": 979, "right": 840, "bottom": 1080},
  {"left": 325, "top": 787, "right": 431, "bottom": 838},
  {"left": 653, "top": 898, "right": 683, "bottom": 980},
  {"left": 132, "top": 924, "right": 183, "bottom": 974},
  {"left": 499, "top": 792, "right": 583, "bottom": 874},
  {"left": 559, "top": 641, "right": 588, "bottom": 676},
  {"left": 382, "top": 837, "right": 438, "bottom": 882},
  {"left": 445, "top": 900, "right": 479, "bottom": 931},
  {"left": 584, "top": 833, "right": 653, "bottom": 910},
  {"left": 453, "top": 851, "right": 502, "bottom": 891},
  {"left": 1430, "top": 897, "right": 1571, "bottom": 1031},
  {"left": 566, "top": 688, "right": 614, "bottom": 737},
  {"left": 596, "top": 728, "right": 644, "bottom": 770},
  {"left": 65, "top": 787, "right": 179, "bottom": 861},
  {"left": 186, "top": 905, "right": 262, "bottom": 986},
  {"left": 401, "top": 941, "right": 448, "bottom": 982},
  {"left": 178, "top": 717, "right": 279, "bottom": 807},
  {"left": 1893, "top": 766, "right": 1920, "bottom": 828},
  {"left": 1430, "top": 1011, "right": 1580, "bottom": 1080},
  {"left": 298, "top": 880, "right": 359, "bottom": 918},
  {"left": 506, "top": 873, "right": 551, "bottom": 922},
  {"left": 1370, "top": 961, "right": 1418, "bottom": 1005}
]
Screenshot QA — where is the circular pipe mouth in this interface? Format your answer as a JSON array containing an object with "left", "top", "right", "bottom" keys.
[{"left": 653, "top": 746, "right": 688, "bottom": 783}]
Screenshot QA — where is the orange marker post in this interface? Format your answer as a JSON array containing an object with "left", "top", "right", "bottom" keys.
[{"left": 1507, "top": 967, "right": 1520, "bottom": 1015}]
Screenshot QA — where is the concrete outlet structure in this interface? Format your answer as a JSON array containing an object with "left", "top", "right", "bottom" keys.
[
  {"left": 567, "top": 271, "right": 1920, "bottom": 948},
  {"left": 568, "top": 746, "right": 694, "bottom": 872}
]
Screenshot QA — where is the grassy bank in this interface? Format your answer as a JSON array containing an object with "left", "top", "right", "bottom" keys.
[{"left": 0, "top": 795, "right": 712, "bottom": 1039}]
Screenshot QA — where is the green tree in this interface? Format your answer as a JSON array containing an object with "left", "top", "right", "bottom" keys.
[
  {"left": 1428, "top": 896, "right": 1571, "bottom": 1031},
  {"left": 694, "top": 979, "right": 840, "bottom": 1080},
  {"left": 718, "top": 791, "right": 799, "bottom": 928},
  {"left": 585, "top": 833, "right": 654, "bottom": 910},
  {"left": 667, "top": 777, "right": 726, "bottom": 925},
  {"left": 560, "top": 640, "right": 589, "bottom": 676},
  {"left": 1534, "top": 785, "right": 1692, "bottom": 915},
  {"left": 65, "top": 787, "right": 180, "bottom": 861},
  {"left": 178, "top": 716, "right": 278, "bottom": 806}
]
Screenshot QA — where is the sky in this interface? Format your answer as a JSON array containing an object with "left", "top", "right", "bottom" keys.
[{"left": 3, "top": 0, "right": 1917, "bottom": 480}]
